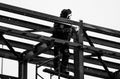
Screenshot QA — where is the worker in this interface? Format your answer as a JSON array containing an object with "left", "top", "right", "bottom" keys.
[{"left": 52, "top": 9, "right": 73, "bottom": 74}]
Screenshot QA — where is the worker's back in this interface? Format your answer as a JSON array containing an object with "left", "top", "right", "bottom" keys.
[{"left": 52, "top": 23, "right": 72, "bottom": 40}]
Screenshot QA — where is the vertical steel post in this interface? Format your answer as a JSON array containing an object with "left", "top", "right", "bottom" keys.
[
  {"left": 19, "top": 60, "right": 27, "bottom": 79},
  {"left": 36, "top": 64, "right": 38, "bottom": 79},
  {"left": 1, "top": 45, "right": 3, "bottom": 75},
  {"left": 74, "top": 20, "right": 84, "bottom": 79}
]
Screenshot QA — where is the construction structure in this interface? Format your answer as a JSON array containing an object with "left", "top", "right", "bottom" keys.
[{"left": 0, "top": 2, "right": 120, "bottom": 79}]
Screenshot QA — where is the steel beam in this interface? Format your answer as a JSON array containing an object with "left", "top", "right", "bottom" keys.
[
  {"left": 39, "top": 49, "right": 120, "bottom": 69},
  {"left": 0, "top": 25, "right": 80, "bottom": 47},
  {"left": 84, "top": 36, "right": 120, "bottom": 49},
  {"left": 0, "top": 15, "right": 51, "bottom": 32},
  {"left": 1, "top": 50, "right": 113, "bottom": 77},
  {"left": 0, "top": 74, "right": 18, "bottom": 79},
  {"left": 0, "top": 46, "right": 119, "bottom": 71},
  {"left": 0, "top": 37, "right": 120, "bottom": 70},
  {"left": 0, "top": 38, "right": 119, "bottom": 70},
  {"left": 83, "top": 30, "right": 113, "bottom": 79},
  {"left": 43, "top": 68, "right": 74, "bottom": 79},
  {"left": 0, "top": 39, "right": 33, "bottom": 50},
  {"left": 0, "top": 34, "right": 20, "bottom": 58},
  {"left": 18, "top": 61, "right": 27, "bottom": 79},
  {"left": 0, "top": 26, "right": 120, "bottom": 60},
  {"left": 35, "top": 64, "right": 38, "bottom": 79},
  {"left": 0, "top": 48, "right": 112, "bottom": 78},
  {"left": 84, "top": 23, "right": 120, "bottom": 38},
  {"left": 84, "top": 45, "right": 120, "bottom": 59},
  {"left": 0, "top": 15, "right": 120, "bottom": 50},
  {"left": 0, "top": 3, "right": 79, "bottom": 26},
  {"left": 74, "top": 20, "right": 84, "bottom": 79},
  {"left": 0, "top": 48, "right": 17, "bottom": 60},
  {"left": 0, "top": 3, "right": 120, "bottom": 38},
  {"left": 31, "top": 57, "right": 111, "bottom": 78},
  {"left": 0, "top": 35, "right": 119, "bottom": 70}
]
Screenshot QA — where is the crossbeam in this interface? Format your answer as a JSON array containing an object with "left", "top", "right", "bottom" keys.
[
  {"left": 0, "top": 26, "right": 120, "bottom": 60},
  {"left": 0, "top": 26, "right": 120, "bottom": 70},
  {"left": 0, "top": 15, "right": 51, "bottom": 32},
  {"left": 1, "top": 3, "right": 120, "bottom": 38},
  {"left": 31, "top": 57, "right": 111, "bottom": 78},
  {"left": 0, "top": 26, "right": 80, "bottom": 47},
  {"left": 0, "top": 74, "right": 18, "bottom": 79},
  {"left": 1, "top": 15, "right": 120, "bottom": 50},
  {"left": 0, "top": 38, "right": 33, "bottom": 50},
  {"left": 43, "top": 68, "right": 74, "bottom": 79},
  {"left": 0, "top": 39, "right": 119, "bottom": 70},
  {"left": 0, "top": 3, "right": 80, "bottom": 26},
  {"left": 0, "top": 48, "right": 112, "bottom": 78}
]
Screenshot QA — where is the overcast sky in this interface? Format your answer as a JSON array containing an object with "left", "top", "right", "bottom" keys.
[{"left": 0, "top": 0, "right": 120, "bottom": 79}]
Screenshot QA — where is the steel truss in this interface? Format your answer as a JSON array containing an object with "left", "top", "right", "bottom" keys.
[{"left": 0, "top": 2, "right": 119, "bottom": 79}]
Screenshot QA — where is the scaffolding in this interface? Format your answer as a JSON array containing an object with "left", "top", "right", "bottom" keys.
[{"left": 0, "top": 2, "right": 120, "bottom": 79}]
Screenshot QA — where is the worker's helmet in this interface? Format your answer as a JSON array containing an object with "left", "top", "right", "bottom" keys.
[{"left": 60, "top": 9, "right": 72, "bottom": 19}]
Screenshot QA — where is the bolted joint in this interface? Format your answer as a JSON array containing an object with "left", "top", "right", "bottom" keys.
[{"left": 76, "top": 44, "right": 83, "bottom": 50}]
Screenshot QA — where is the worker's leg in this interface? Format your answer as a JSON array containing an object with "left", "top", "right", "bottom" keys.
[
  {"left": 60, "top": 43, "right": 70, "bottom": 73},
  {"left": 53, "top": 44, "right": 60, "bottom": 71}
]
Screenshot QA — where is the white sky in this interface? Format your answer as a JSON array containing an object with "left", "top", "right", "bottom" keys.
[{"left": 0, "top": 0, "right": 120, "bottom": 79}]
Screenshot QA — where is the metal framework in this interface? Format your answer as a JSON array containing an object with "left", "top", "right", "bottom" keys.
[{"left": 0, "top": 2, "right": 120, "bottom": 79}]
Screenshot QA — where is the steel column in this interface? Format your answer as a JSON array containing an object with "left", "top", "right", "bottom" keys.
[
  {"left": 19, "top": 60, "right": 27, "bottom": 79},
  {"left": 74, "top": 20, "right": 84, "bottom": 79},
  {"left": 35, "top": 64, "right": 38, "bottom": 79}
]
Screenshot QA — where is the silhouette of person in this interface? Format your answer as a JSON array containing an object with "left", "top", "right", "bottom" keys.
[{"left": 52, "top": 9, "right": 72, "bottom": 74}]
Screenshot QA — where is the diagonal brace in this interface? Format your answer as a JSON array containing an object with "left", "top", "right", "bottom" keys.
[
  {"left": 0, "top": 33, "right": 20, "bottom": 59},
  {"left": 83, "top": 30, "right": 114, "bottom": 79}
]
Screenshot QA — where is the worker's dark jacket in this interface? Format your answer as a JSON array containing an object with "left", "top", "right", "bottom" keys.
[{"left": 52, "top": 23, "right": 72, "bottom": 40}]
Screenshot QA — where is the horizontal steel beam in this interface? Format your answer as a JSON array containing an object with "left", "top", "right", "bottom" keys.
[
  {"left": 0, "top": 25, "right": 80, "bottom": 47},
  {"left": 0, "top": 74, "right": 18, "bottom": 79},
  {"left": 85, "top": 36, "right": 120, "bottom": 49},
  {"left": 0, "top": 48, "right": 17, "bottom": 60},
  {"left": 0, "top": 3, "right": 120, "bottom": 38},
  {"left": 0, "top": 38, "right": 119, "bottom": 70},
  {"left": 31, "top": 57, "right": 111, "bottom": 78},
  {"left": 0, "top": 15, "right": 51, "bottom": 32},
  {"left": 43, "top": 68, "right": 74, "bottom": 79},
  {"left": 0, "top": 39, "right": 33, "bottom": 50},
  {"left": 0, "top": 48, "right": 111, "bottom": 78},
  {"left": 0, "top": 39, "right": 119, "bottom": 70},
  {"left": 44, "top": 50, "right": 120, "bottom": 70},
  {"left": 0, "top": 26, "right": 120, "bottom": 60},
  {"left": 84, "top": 23, "right": 120, "bottom": 38},
  {"left": 84, "top": 45, "right": 120, "bottom": 59},
  {"left": 0, "top": 3, "right": 80, "bottom": 26},
  {"left": 0, "top": 15, "right": 120, "bottom": 50}
]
